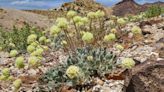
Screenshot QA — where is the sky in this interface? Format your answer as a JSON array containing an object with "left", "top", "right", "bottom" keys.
[{"left": 0, "top": 0, "right": 163, "bottom": 10}]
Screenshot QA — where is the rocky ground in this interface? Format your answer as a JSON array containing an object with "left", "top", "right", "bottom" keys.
[
  {"left": 0, "top": 16, "right": 163, "bottom": 92},
  {"left": 89, "top": 17, "right": 164, "bottom": 92}
]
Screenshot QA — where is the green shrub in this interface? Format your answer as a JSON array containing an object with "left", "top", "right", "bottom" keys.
[
  {"left": 0, "top": 24, "right": 43, "bottom": 52},
  {"left": 161, "top": 7, "right": 164, "bottom": 14},
  {"left": 146, "top": 5, "right": 161, "bottom": 18}
]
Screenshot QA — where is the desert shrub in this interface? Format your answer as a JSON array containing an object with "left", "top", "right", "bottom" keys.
[
  {"left": 0, "top": 24, "right": 43, "bottom": 52},
  {"left": 161, "top": 7, "right": 164, "bottom": 14},
  {"left": 146, "top": 5, "right": 161, "bottom": 18},
  {"left": 39, "top": 47, "right": 116, "bottom": 91}
]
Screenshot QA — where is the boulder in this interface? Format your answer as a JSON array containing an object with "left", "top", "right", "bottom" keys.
[{"left": 125, "top": 60, "right": 164, "bottom": 92}]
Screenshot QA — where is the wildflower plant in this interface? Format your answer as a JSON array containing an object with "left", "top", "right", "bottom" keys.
[
  {"left": 27, "top": 45, "right": 36, "bottom": 53},
  {"left": 50, "top": 10, "right": 113, "bottom": 51},
  {"left": 82, "top": 32, "right": 94, "bottom": 43},
  {"left": 103, "top": 33, "right": 116, "bottom": 42},
  {"left": 15, "top": 56, "right": 25, "bottom": 69},
  {"left": 25, "top": 29, "right": 50, "bottom": 68},
  {"left": 9, "top": 50, "right": 18, "bottom": 57},
  {"left": 56, "top": 17, "right": 68, "bottom": 29},
  {"left": 13, "top": 79, "right": 22, "bottom": 91},
  {"left": 39, "top": 47, "right": 117, "bottom": 91},
  {"left": 117, "top": 18, "right": 126, "bottom": 27},
  {"left": 2, "top": 68, "right": 10, "bottom": 77},
  {"left": 28, "top": 56, "right": 41, "bottom": 68},
  {"left": 38, "top": 10, "right": 137, "bottom": 91},
  {"left": 50, "top": 25, "right": 61, "bottom": 35},
  {"left": 87, "top": 12, "right": 96, "bottom": 19},
  {"left": 0, "top": 68, "right": 11, "bottom": 81},
  {"left": 121, "top": 58, "right": 135, "bottom": 69},
  {"left": 27, "top": 34, "right": 37, "bottom": 44},
  {"left": 66, "top": 65, "right": 82, "bottom": 79},
  {"left": 39, "top": 36, "right": 47, "bottom": 44},
  {"left": 115, "top": 44, "right": 124, "bottom": 51},
  {"left": 67, "top": 10, "right": 77, "bottom": 19},
  {"left": 131, "top": 26, "right": 142, "bottom": 35}
]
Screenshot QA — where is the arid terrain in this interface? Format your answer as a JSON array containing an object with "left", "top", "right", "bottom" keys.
[
  {"left": 0, "top": 0, "right": 164, "bottom": 92},
  {"left": 0, "top": 0, "right": 163, "bottom": 30}
]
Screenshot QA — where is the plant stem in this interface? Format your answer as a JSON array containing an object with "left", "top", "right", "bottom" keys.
[
  {"left": 63, "top": 29, "right": 75, "bottom": 52},
  {"left": 89, "top": 19, "right": 93, "bottom": 32},
  {"left": 73, "top": 20, "right": 80, "bottom": 39},
  {"left": 73, "top": 20, "right": 82, "bottom": 47}
]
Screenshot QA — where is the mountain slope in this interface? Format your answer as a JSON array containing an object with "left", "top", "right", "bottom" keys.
[
  {"left": 143, "top": 1, "right": 164, "bottom": 7},
  {"left": 112, "top": 0, "right": 144, "bottom": 16},
  {"left": 112, "top": 0, "right": 164, "bottom": 16},
  {"left": 0, "top": 8, "right": 52, "bottom": 31}
]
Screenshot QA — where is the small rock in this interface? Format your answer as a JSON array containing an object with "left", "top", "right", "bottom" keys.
[
  {"left": 96, "top": 78, "right": 104, "bottom": 86},
  {"left": 121, "top": 45, "right": 155, "bottom": 63},
  {"left": 28, "top": 69, "right": 37, "bottom": 76},
  {"left": 128, "top": 32, "right": 133, "bottom": 38}
]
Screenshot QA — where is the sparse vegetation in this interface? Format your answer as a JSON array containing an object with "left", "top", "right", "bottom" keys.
[
  {"left": 0, "top": 0, "right": 164, "bottom": 92},
  {"left": 0, "top": 24, "right": 43, "bottom": 52},
  {"left": 145, "top": 5, "right": 162, "bottom": 18}
]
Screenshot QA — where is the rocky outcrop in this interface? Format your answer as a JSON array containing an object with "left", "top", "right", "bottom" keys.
[
  {"left": 112, "top": 0, "right": 164, "bottom": 16},
  {"left": 60, "top": 0, "right": 103, "bottom": 11},
  {"left": 126, "top": 60, "right": 164, "bottom": 92},
  {"left": 52, "top": 0, "right": 109, "bottom": 15},
  {"left": 112, "top": 0, "right": 145, "bottom": 16}
]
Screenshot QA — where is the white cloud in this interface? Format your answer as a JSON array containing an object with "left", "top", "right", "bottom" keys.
[
  {"left": 11, "top": 0, "right": 30, "bottom": 5},
  {"left": 9, "top": 0, "right": 62, "bottom": 9},
  {"left": 10, "top": 0, "right": 46, "bottom": 6}
]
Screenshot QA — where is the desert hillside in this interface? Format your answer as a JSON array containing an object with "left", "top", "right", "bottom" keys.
[
  {"left": 0, "top": 8, "right": 52, "bottom": 31},
  {"left": 113, "top": 0, "right": 164, "bottom": 16}
]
